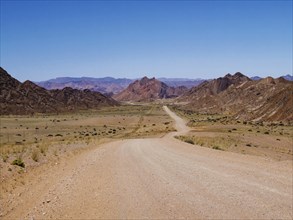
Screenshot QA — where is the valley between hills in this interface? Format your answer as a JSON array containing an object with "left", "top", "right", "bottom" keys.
[{"left": 0, "top": 67, "right": 292, "bottom": 219}]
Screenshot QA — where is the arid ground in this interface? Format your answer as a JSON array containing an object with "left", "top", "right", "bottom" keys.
[{"left": 0, "top": 105, "right": 292, "bottom": 219}]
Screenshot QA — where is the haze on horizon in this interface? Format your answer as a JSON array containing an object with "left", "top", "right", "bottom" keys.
[{"left": 1, "top": 1, "right": 292, "bottom": 82}]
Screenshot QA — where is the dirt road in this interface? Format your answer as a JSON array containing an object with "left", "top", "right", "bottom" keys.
[{"left": 2, "top": 106, "right": 292, "bottom": 219}]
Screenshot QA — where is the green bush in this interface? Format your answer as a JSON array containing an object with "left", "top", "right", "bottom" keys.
[{"left": 12, "top": 158, "right": 25, "bottom": 168}]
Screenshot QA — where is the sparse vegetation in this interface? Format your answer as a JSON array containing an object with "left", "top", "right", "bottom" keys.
[
  {"left": 31, "top": 149, "right": 39, "bottom": 162},
  {"left": 0, "top": 105, "right": 173, "bottom": 176},
  {"left": 40, "top": 145, "right": 47, "bottom": 155},
  {"left": 212, "top": 146, "right": 224, "bottom": 151},
  {"left": 171, "top": 106, "right": 293, "bottom": 161},
  {"left": 2, "top": 154, "right": 9, "bottom": 162},
  {"left": 184, "top": 139, "right": 194, "bottom": 145},
  {"left": 11, "top": 157, "right": 25, "bottom": 168}
]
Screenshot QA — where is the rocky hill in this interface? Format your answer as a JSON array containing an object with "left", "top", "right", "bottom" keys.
[
  {"left": 50, "top": 87, "right": 117, "bottom": 110},
  {"left": 182, "top": 72, "right": 251, "bottom": 98},
  {"left": 113, "top": 77, "right": 187, "bottom": 102},
  {"left": 280, "top": 74, "right": 293, "bottom": 81},
  {"left": 0, "top": 68, "right": 60, "bottom": 114},
  {"left": 0, "top": 68, "right": 118, "bottom": 115},
  {"left": 178, "top": 72, "right": 293, "bottom": 122}
]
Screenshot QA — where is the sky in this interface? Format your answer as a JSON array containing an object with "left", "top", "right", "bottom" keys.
[{"left": 0, "top": 0, "right": 292, "bottom": 82}]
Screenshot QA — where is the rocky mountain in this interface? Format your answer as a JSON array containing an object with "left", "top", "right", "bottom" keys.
[
  {"left": 182, "top": 72, "right": 251, "bottom": 99},
  {"left": 0, "top": 68, "right": 118, "bottom": 115},
  {"left": 178, "top": 72, "right": 293, "bottom": 122},
  {"left": 231, "top": 77, "right": 293, "bottom": 122},
  {"left": 50, "top": 87, "right": 117, "bottom": 110},
  {"left": 36, "top": 77, "right": 133, "bottom": 95},
  {"left": 113, "top": 77, "right": 187, "bottom": 102},
  {"left": 281, "top": 74, "right": 293, "bottom": 81},
  {"left": 0, "top": 68, "right": 60, "bottom": 114}
]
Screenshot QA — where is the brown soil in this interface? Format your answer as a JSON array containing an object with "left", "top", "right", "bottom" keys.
[{"left": 0, "top": 106, "right": 292, "bottom": 219}]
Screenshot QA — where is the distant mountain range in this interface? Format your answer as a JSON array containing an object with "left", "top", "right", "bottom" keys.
[
  {"left": 250, "top": 76, "right": 263, "bottom": 81},
  {"left": 36, "top": 75, "right": 292, "bottom": 96},
  {"left": 36, "top": 77, "right": 204, "bottom": 95},
  {"left": 36, "top": 77, "right": 133, "bottom": 95},
  {"left": 251, "top": 74, "right": 293, "bottom": 81},
  {"left": 281, "top": 74, "right": 293, "bottom": 81},
  {"left": 158, "top": 78, "right": 204, "bottom": 88}
]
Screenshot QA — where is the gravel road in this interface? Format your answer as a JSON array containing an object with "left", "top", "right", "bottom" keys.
[{"left": 3, "top": 106, "right": 292, "bottom": 219}]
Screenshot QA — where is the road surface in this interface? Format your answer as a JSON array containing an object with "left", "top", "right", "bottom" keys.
[{"left": 2, "top": 106, "right": 292, "bottom": 219}]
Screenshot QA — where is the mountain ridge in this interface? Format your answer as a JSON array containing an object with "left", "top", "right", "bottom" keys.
[
  {"left": 178, "top": 72, "right": 293, "bottom": 122},
  {"left": 0, "top": 67, "right": 118, "bottom": 115},
  {"left": 36, "top": 76, "right": 205, "bottom": 94},
  {"left": 35, "top": 74, "right": 292, "bottom": 95}
]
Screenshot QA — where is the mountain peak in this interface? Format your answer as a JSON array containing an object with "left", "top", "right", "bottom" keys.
[
  {"left": 224, "top": 72, "right": 248, "bottom": 80},
  {"left": 113, "top": 76, "right": 186, "bottom": 102},
  {"left": 140, "top": 76, "right": 156, "bottom": 83},
  {"left": 22, "top": 80, "right": 37, "bottom": 86},
  {"left": 140, "top": 76, "right": 151, "bottom": 83},
  {"left": 0, "top": 67, "right": 22, "bottom": 89},
  {"left": 234, "top": 72, "right": 245, "bottom": 77}
]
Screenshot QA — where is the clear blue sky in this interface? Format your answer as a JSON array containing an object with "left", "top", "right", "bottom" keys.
[{"left": 1, "top": 0, "right": 292, "bottom": 81}]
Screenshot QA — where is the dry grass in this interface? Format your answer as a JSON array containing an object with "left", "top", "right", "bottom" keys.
[
  {"left": 175, "top": 135, "right": 239, "bottom": 151},
  {"left": 171, "top": 105, "right": 293, "bottom": 161},
  {"left": 0, "top": 104, "right": 172, "bottom": 179},
  {"left": 31, "top": 148, "right": 39, "bottom": 162}
]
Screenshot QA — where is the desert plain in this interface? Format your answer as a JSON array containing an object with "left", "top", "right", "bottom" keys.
[{"left": 0, "top": 104, "right": 292, "bottom": 219}]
